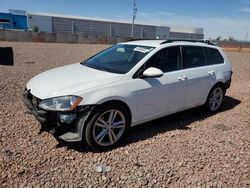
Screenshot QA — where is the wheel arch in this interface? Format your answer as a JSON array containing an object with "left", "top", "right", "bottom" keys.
[
  {"left": 77, "top": 99, "right": 133, "bottom": 143},
  {"left": 211, "top": 81, "right": 226, "bottom": 92},
  {"left": 88, "top": 99, "right": 132, "bottom": 126},
  {"left": 201, "top": 81, "right": 226, "bottom": 105},
  {"left": 204, "top": 81, "right": 226, "bottom": 103}
]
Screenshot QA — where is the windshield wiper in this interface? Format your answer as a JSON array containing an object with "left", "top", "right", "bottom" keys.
[
  {"left": 84, "top": 63, "right": 110, "bottom": 72},
  {"left": 83, "top": 62, "right": 123, "bottom": 74}
]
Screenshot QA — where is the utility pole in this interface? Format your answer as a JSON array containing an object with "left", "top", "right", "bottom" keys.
[
  {"left": 131, "top": 0, "right": 137, "bottom": 38},
  {"left": 246, "top": 32, "right": 248, "bottom": 41}
]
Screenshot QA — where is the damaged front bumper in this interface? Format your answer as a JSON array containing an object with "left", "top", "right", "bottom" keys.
[{"left": 22, "top": 90, "right": 95, "bottom": 142}]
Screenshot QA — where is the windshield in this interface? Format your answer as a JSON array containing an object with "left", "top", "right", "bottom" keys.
[{"left": 82, "top": 44, "right": 154, "bottom": 74}]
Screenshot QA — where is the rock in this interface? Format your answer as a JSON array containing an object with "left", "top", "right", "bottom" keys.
[
  {"left": 213, "top": 124, "right": 232, "bottom": 131},
  {"left": 34, "top": 139, "right": 43, "bottom": 145},
  {"left": 138, "top": 179, "right": 149, "bottom": 186},
  {"left": 65, "top": 156, "right": 74, "bottom": 160},
  {"left": 3, "top": 149, "right": 13, "bottom": 157},
  {"left": 101, "top": 175, "right": 107, "bottom": 181},
  {"left": 242, "top": 180, "right": 250, "bottom": 186},
  {"left": 19, "top": 183, "right": 26, "bottom": 188},
  {"left": 137, "top": 170, "right": 143, "bottom": 177},
  {"left": 178, "top": 161, "right": 184, "bottom": 168},
  {"left": 120, "top": 174, "right": 128, "bottom": 180},
  {"left": 17, "top": 168, "right": 25, "bottom": 174},
  {"left": 95, "top": 165, "right": 111, "bottom": 173},
  {"left": 125, "top": 150, "right": 129, "bottom": 155},
  {"left": 186, "top": 179, "right": 191, "bottom": 185},
  {"left": 166, "top": 178, "right": 172, "bottom": 184}
]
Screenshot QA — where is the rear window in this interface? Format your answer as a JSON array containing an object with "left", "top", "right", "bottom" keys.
[
  {"left": 206, "top": 48, "right": 224, "bottom": 65},
  {"left": 182, "top": 46, "right": 206, "bottom": 69}
]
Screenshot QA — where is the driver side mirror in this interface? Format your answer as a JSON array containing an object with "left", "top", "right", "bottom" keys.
[{"left": 142, "top": 67, "right": 163, "bottom": 78}]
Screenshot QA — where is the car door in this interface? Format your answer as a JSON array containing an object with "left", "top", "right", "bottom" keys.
[
  {"left": 135, "top": 46, "right": 186, "bottom": 123},
  {"left": 181, "top": 46, "right": 213, "bottom": 108}
]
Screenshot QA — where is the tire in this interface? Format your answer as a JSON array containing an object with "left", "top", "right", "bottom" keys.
[
  {"left": 205, "top": 85, "right": 225, "bottom": 113},
  {"left": 84, "top": 103, "right": 130, "bottom": 151}
]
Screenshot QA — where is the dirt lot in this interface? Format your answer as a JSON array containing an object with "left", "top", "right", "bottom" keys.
[{"left": 0, "top": 42, "right": 249, "bottom": 187}]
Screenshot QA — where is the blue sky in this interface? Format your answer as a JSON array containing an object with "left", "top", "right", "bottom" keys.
[{"left": 1, "top": 0, "right": 250, "bottom": 40}]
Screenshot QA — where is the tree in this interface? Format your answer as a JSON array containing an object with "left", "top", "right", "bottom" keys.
[
  {"left": 33, "top": 26, "right": 39, "bottom": 32},
  {"left": 228, "top": 36, "right": 236, "bottom": 41},
  {"left": 216, "top": 36, "right": 222, "bottom": 41}
]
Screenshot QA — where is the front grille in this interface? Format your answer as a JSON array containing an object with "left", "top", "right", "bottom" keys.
[
  {"left": 26, "top": 90, "right": 32, "bottom": 101},
  {"left": 32, "top": 96, "right": 38, "bottom": 108},
  {"left": 25, "top": 89, "right": 41, "bottom": 109}
]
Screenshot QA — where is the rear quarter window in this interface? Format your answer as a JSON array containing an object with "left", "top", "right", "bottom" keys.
[{"left": 206, "top": 48, "right": 224, "bottom": 65}]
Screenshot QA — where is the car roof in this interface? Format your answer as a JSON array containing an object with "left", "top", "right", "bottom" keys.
[{"left": 120, "top": 40, "right": 218, "bottom": 48}]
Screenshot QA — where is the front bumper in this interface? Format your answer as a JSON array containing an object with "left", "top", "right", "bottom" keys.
[
  {"left": 22, "top": 92, "right": 47, "bottom": 123},
  {"left": 22, "top": 90, "right": 94, "bottom": 142}
]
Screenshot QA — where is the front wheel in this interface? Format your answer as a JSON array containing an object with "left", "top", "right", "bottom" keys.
[
  {"left": 84, "top": 103, "right": 130, "bottom": 151},
  {"left": 205, "top": 86, "right": 224, "bottom": 112}
]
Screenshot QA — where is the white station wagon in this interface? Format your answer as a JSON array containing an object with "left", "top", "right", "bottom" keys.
[{"left": 23, "top": 40, "right": 232, "bottom": 150}]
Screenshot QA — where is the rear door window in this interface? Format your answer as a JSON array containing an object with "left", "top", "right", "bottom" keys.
[
  {"left": 182, "top": 46, "right": 206, "bottom": 69},
  {"left": 206, "top": 47, "right": 224, "bottom": 65}
]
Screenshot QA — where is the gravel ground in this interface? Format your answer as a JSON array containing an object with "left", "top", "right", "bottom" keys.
[{"left": 0, "top": 42, "right": 249, "bottom": 188}]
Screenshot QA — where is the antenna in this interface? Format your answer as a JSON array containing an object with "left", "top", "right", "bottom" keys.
[{"left": 131, "top": 0, "right": 137, "bottom": 38}]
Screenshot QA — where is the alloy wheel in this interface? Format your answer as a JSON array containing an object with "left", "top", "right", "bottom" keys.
[
  {"left": 209, "top": 87, "right": 223, "bottom": 111},
  {"left": 93, "top": 109, "right": 126, "bottom": 146}
]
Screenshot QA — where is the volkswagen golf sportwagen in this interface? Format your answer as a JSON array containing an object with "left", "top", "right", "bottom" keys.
[{"left": 23, "top": 40, "right": 232, "bottom": 150}]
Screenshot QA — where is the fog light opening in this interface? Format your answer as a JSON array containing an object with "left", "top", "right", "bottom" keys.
[{"left": 59, "top": 114, "right": 77, "bottom": 124}]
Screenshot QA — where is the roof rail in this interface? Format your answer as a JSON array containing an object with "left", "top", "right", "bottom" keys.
[{"left": 160, "top": 39, "right": 215, "bottom": 45}]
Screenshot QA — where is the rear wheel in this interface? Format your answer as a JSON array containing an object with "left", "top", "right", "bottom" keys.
[
  {"left": 205, "top": 86, "right": 224, "bottom": 112},
  {"left": 84, "top": 103, "right": 130, "bottom": 151}
]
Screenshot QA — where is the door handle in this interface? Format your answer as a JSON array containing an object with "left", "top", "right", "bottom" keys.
[
  {"left": 178, "top": 76, "right": 187, "bottom": 81},
  {"left": 208, "top": 71, "right": 215, "bottom": 75}
]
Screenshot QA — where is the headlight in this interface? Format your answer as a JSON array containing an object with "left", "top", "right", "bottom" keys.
[{"left": 39, "top": 96, "right": 82, "bottom": 111}]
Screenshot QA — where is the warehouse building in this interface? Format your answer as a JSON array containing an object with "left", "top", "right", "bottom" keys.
[
  {"left": 0, "top": 9, "right": 28, "bottom": 30},
  {"left": 170, "top": 25, "right": 204, "bottom": 40},
  {"left": 1, "top": 9, "right": 204, "bottom": 40},
  {"left": 28, "top": 12, "right": 171, "bottom": 39}
]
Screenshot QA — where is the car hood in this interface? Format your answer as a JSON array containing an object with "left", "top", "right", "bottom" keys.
[{"left": 26, "top": 63, "right": 122, "bottom": 99}]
